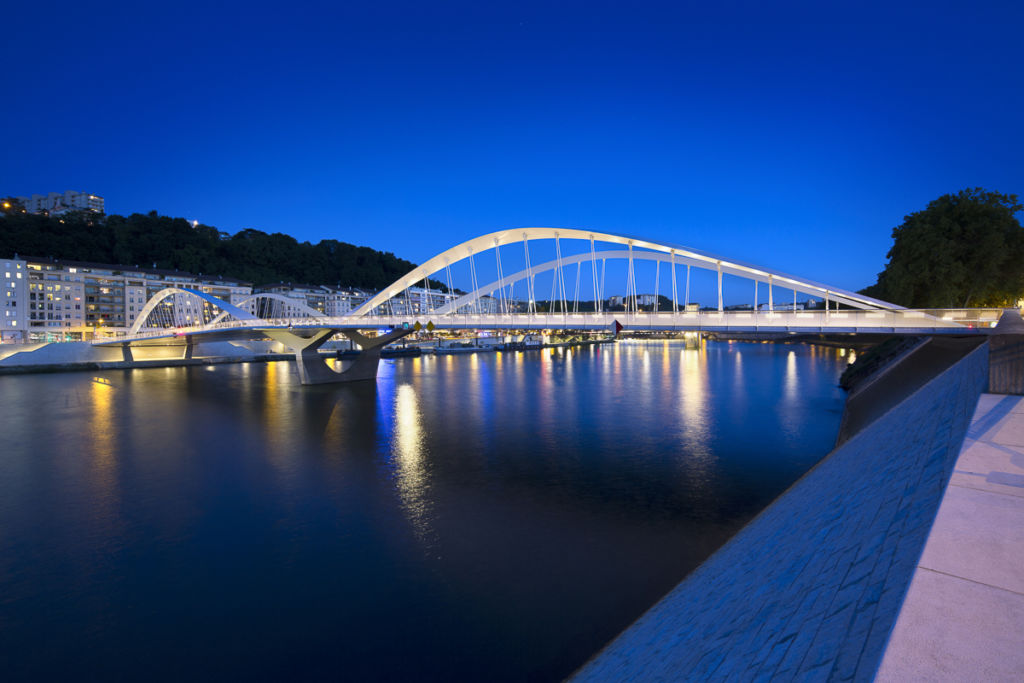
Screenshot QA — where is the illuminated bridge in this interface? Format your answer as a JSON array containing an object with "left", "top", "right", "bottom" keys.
[{"left": 94, "top": 228, "right": 1001, "bottom": 384}]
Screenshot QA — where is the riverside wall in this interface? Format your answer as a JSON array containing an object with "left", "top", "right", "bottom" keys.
[
  {"left": 572, "top": 342, "right": 989, "bottom": 681},
  {"left": 0, "top": 340, "right": 289, "bottom": 375}
]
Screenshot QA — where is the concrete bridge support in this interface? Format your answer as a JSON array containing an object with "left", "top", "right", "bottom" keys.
[
  {"left": 988, "top": 308, "right": 1024, "bottom": 394},
  {"left": 264, "top": 327, "right": 413, "bottom": 385}
]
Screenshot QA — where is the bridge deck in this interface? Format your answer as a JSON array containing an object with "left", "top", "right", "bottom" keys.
[{"left": 97, "top": 310, "right": 998, "bottom": 346}]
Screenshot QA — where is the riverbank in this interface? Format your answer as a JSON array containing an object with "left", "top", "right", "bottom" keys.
[
  {"left": 0, "top": 340, "right": 288, "bottom": 375},
  {"left": 0, "top": 354, "right": 289, "bottom": 376}
]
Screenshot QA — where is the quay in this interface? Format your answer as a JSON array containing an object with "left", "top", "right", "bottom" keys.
[{"left": 876, "top": 393, "right": 1024, "bottom": 679}]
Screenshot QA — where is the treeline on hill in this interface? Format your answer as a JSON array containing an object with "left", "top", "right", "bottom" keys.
[{"left": 0, "top": 208, "right": 446, "bottom": 291}]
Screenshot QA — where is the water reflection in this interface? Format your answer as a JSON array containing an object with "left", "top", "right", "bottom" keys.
[
  {"left": 778, "top": 349, "right": 801, "bottom": 441},
  {"left": 88, "top": 377, "right": 119, "bottom": 510},
  {"left": 0, "top": 341, "right": 847, "bottom": 683},
  {"left": 260, "top": 359, "right": 297, "bottom": 474},
  {"left": 784, "top": 350, "right": 798, "bottom": 401},
  {"left": 389, "top": 383, "right": 436, "bottom": 547},
  {"left": 89, "top": 378, "right": 115, "bottom": 464}
]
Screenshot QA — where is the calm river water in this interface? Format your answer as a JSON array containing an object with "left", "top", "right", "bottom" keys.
[{"left": 0, "top": 340, "right": 847, "bottom": 681}]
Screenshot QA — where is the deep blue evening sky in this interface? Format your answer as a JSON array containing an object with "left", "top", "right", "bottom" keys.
[{"left": 3, "top": 1, "right": 1022, "bottom": 292}]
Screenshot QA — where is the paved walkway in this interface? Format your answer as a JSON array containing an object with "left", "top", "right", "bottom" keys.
[{"left": 876, "top": 393, "right": 1024, "bottom": 681}]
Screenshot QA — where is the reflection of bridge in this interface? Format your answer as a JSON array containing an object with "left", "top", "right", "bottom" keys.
[{"left": 95, "top": 228, "right": 1001, "bottom": 384}]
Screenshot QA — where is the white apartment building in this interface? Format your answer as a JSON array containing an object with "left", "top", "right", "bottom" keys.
[
  {"left": 608, "top": 293, "right": 659, "bottom": 308},
  {"left": 373, "top": 287, "right": 507, "bottom": 316},
  {"left": 1, "top": 259, "right": 28, "bottom": 342},
  {"left": 0, "top": 256, "right": 251, "bottom": 342},
  {"left": 757, "top": 301, "right": 809, "bottom": 311},
  {"left": 16, "top": 191, "right": 105, "bottom": 215},
  {"left": 384, "top": 286, "right": 459, "bottom": 316},
  {"left": 254, "top": 284, "right": 375, "bottom": 317},
  {"left": 257, "top": 284, "right": 509, "bottom": 318}
]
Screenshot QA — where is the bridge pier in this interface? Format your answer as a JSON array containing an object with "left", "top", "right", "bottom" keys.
[
  {"left": 182, "top": 337, "right": 194, "bottom": 360},
  {"left": 264, "top": 327, "right": 413, "bottom": 385},
  {"left": 120, "top": 343, "right": 134, "bottom": 363},
  {"left": 988, "top": 309, "right": 1024, "bottom": 394}
]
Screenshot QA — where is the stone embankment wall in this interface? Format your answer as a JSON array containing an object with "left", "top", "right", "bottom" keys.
[
  {"left": 572, "top": 343, "right": 989, "bottom": 681},
  {"left": 0, "top": 340, "right": 285, "bottom": 373}
]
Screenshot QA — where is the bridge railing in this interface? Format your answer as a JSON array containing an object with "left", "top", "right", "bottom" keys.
[
  {"left": 106, "top": 307, "right": 1008, "bottom": 343},
  {"left": 345, "top": 307, "right": 1004, "bottom": 332}
]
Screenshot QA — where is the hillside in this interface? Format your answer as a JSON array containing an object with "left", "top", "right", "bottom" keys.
[{"left": 0, "top": 209, "right": 442, "bottom": 290}]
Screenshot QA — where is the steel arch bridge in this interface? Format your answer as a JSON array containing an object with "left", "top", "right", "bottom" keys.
[
  {"left": 100, "top": 228, "right": 1001, "bottom": 383},
  {"left": 351, "top": 227, "right": 898, "bottom": 317}
]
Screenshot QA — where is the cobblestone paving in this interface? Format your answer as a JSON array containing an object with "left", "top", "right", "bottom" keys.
[{"left": 572, "top": 344, "right": 988, "bottom": 682}]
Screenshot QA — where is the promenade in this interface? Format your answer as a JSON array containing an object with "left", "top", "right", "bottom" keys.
[{"left": 876, "top": 393, "right": 1024, "bottom": 680}]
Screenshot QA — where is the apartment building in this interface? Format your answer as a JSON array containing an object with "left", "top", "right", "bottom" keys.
[
  {"left": 0, "top": 256, "right": 251, "bottom": 342},
  {"left": 1, "top": 259, "right": 28, "bottom": 342},
  {"left": 364, "top": 286, "right": 507, "bottom": 316},
  {"left": 255, "top": 284, "right": 515, "bottom": 317},
  {"left": 16, "top": 191, "right": 105, "bottom": 215},
  {"left": 2, "top": 256, "right": 516, "bottom": 343},
  {"left": 254, "top": 283, "right": 375, "bottom": 317}
]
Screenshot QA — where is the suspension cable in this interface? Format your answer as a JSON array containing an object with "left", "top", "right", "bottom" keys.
[
  {"left": 444, "top": 261, "right": 455, "bottom": 318},
  {"left": 523, "top": 233, "right": 535, "bottom": 315},
  {"left": 468, "top": 247, "right": 479, "bottom": 316},
  {"left": 622, "top": 241, "right": 630, "bottom": 313},
  {"left": 493, "top": 238, "right": 506, "bottom": 315},
  {"left": 573, "top": 261, "right": 581, "bottom": 314},
  {"left": 685, "top": 264, "right": 691, "bottom": 309},
  {"left": 670, "top": 251, "right": 678, "bottom": 313},
  {"left": 654, "top": 259, "right": 660, "bottom": 313}
]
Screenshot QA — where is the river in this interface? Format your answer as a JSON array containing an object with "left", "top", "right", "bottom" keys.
[{"left": 0, "top": 340, "right": 847, "bottom": 681}]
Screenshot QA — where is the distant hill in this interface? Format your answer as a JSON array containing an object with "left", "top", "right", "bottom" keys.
[{"left": 0, "top": 209, "right": 444, "bottom": 291}]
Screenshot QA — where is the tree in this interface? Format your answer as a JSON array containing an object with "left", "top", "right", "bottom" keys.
[{"left": 863, "top": 188, "right": 1024, "bottom": 308}]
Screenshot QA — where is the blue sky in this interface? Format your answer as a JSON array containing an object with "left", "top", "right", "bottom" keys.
[{"left": 3, "top": 1, "right": 1022, "bottom": 296}]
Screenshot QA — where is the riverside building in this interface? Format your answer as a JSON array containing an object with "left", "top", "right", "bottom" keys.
[
  {"left": 254, "top": 283, "right": 375, "bottom": 317},
  {"left": 2, "top": 256, "right": 512, "bottom": 344},
  {"left": 256, "top": 284, "right": 476, "bottom": 317},
  {"left": 16, "top": 191, "right": 105, "bottom": 215},
  {"left": 0, "top": 256, "right": 250, "bottom": 342}
]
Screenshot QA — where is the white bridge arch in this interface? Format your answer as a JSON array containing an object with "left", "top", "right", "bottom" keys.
[
  {"left": 129, "top": 287, "right": 257, "bottom": 334},
  {"left": 352, "top": 227, "right": 898, "bottom": 318},
  {"left": 132, "top": 289, "right": 325, "bottom": 333}
]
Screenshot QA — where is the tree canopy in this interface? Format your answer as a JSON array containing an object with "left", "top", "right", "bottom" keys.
[
  {"left": 0, "top": 208, "right": 447, "bottom": 292},
  {"left": 861, "top": 188, "right": 1024, "bottom": 308}
]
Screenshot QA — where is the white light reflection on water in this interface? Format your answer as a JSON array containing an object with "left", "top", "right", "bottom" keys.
[
  {"left": 391, "top": 382, "right": 436, "bottom": 547},
  {"left": 784, "top": 350, "right": 799, "bottom": 401},
  {"left": 261, "top": 359, "right": 299, "bottom": 478},
  {"left": 778, "top": 349, "right": 802, "bottom": 440},
  {"left": 88, "top": 378, "right": 121, "bottom": 515},
  {"left": 642, "top": 345, "right": 651, "bottom": 386},
  {"left": 678, "top": 347, "right": 712, "bottom": 458}
]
